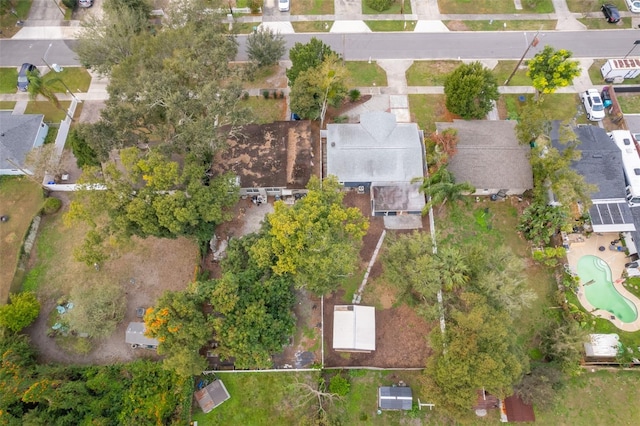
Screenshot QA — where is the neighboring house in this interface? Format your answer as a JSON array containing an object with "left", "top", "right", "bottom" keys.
[
  {"left": 212, "top": 120, "right": 319, "bottom": 199},
  {"left": 332, "top": 305, "right": 376, "bottom": 353},
  {"left": 0, "top": 112, "right": 48, "bottom": 175},
  {"left": 378, "top": 386, "right": 413, "bottom": 411},
  {"left": 194, "top": 379, "right": 231, "bottom": 413},
  {"left": 552, "top": 124, "right": 636, "bottom": 234},
  {"left": 125, "top": 322, "right": 159, "bottom": 349},
  {"left": 324, "top": 111, "right": 426, "bottom": 216},
  {"left": 435, "top": 120, "right": 533, "bottom": 196}
]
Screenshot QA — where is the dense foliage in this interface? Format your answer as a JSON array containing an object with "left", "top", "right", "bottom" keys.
[
  {"left": 0, "top": 292, "right": 40, "bottom": 333},
  {"left": 527, "top": 46, "right": 580, "bottom": 96},
  {"left": 444, "top": 61, "right": 499, "bottom": 119},
  {"left": 65, "top": 282, "right": 126, "bottom": 338},
  {"left": 0, "top": 334, "right": 191, "bottom": 425},
  {"left": 286, "top": 37, "right": 338, "bottom": 87},
  {"left": 246, "top": 27, "right": 286, "bottom": 67},
  {"left": 251, "top": 176, "right": 369, "bottom": 295},
  {"left": 366, "top": 0, "right": 393, "bottom": 12}
]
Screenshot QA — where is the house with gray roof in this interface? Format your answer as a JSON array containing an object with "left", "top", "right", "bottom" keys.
[
  {"left": 325, "top": 112, "right": 425, "bottom": 216},
  {"left": 0, "top": 112, "right": 49, "bottom": 175},
  {"left": 435, "top": 120, "right": 533, "bottom": 196},
  {"left": 552, "top": 124, "right": 635, "bottom": 234}
]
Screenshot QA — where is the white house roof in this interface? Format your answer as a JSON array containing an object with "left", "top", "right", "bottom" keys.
[
  {"left": 326, "top": 112, "right": 424, "bottom": 183},
  {"left": 584, "top": 333, "right": 620, "bottom": 357},
  {"left": 125, "top": 322, "right": 159, "bottom": 347},
  {"left": 333, "top": 305, "right": 376, "bottom": 352}
]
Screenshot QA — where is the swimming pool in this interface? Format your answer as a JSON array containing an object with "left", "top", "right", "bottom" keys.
[{"left": 577, "top": 255, "right": 638, "bottom": 323}]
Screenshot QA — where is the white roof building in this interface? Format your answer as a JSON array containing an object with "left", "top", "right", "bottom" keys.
[
  {"left": 333, "top": 305, "right": 376, "bottom": 352},
  {"left": 584, "top": 333, "right": 620, "bottom": 358}
]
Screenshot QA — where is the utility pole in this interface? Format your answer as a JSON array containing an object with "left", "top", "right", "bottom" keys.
[
  {"left": 623, "top": 40, "right": 640, "bottom": 59},
  {"left": 504, "top": 29, "right": 541, "bottom": 86}
]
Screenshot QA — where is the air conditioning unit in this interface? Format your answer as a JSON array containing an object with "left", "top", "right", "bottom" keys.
[{"left": 357, "top": 185, "right": 365, "bottom": 194}]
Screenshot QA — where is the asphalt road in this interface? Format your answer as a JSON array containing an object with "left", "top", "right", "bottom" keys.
[{"left": 1, "top": 31, "right": 639, "bottom": 67}]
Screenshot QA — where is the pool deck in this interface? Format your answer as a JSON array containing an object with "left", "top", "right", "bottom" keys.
[{"left": 565, "top": 232, "right": 640, "bottom": 332}]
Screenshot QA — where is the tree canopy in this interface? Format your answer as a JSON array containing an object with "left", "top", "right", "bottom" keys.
[
  {"left": 0, "top": 292, "right": 40, "bottom": 333},
  {"left": 527, "top": 46, "right": 581, "bottom": 97},
  {"left": 65, "top": 282, "right": 126, "bottom": 338},
  {"left": 286, "top": 37, "right": 339, "bottom": 87},
  {"left": 246, "top": 27, "right": 286, "bottom": 67},
  {"left": 444, "top": 61, "right": 499, "bottom": 119},
  {"left": 251, "top": 176, "right": 369, "bottom": 295},
  {"left": 415, "top": 165, "right": 475, "bottom": 214}
]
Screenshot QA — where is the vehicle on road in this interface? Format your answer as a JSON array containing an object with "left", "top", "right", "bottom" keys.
[
  {"left": 279, "top": 0, "right": 290, "bottom": 12},
  {"left": 16, "top": 63, "right": 36, "bottom": 92},
  {"left": 581, "top": 89, "right": 605, "bottom": 121},
  {"left": 625, "top": 0, "right": 640, "bottom": 13},
  {"left": 601, "top": 4, "right": 621, "bottom": 23}
]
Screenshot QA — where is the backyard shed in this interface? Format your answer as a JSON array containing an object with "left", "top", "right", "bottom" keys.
[
  {"left": 332, "top": 305, "right": 376, "bottom": 352},
  {"left": 503, "top": 395, "right": 536, "bottom": 422},
  {"left": 584, "top": 333, "right": 620, "bottom": 360},
  {"left": 194, "top": 379, "right": 231, "bottom": 413},
  {"left": 125, "top": 322, "right": 159, "bottom": 349},
  {"left": 378, "top": 386, "right": 413, "bottom": 410}
]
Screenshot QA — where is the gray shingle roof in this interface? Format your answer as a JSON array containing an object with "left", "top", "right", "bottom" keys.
[
  {"left": 553, "top": 124, "right": 626, "bottom": 199},
  {"left": 378, "top": 386, "right": 413, "bottom": 410},
  {"left": 326, "top": 112, "right": 424, "bottom": 183},
  {"left": 0, "top": 112, "right": 46, "bottom": 171},
  {"left": 436, "top": 120, "right": 533, "bottom": 192}
]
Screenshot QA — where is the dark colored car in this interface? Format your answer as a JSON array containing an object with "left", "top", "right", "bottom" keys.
[
  {"left": 601, "top": 4, "right": 621, "bottom": 23},
  {"left": 17, "top": 63, "right": 36, "bottom": 92}
]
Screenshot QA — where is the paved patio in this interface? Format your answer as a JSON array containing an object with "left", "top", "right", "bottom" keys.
[{"left": 565, "top": 232, "right": 640, "bottom": 332}]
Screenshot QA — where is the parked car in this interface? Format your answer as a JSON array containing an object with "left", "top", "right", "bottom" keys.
[
  {"left": 79, "top": 0, "right": 93, "bottom": 7},
  {"left": 278, "top": 0, "right": 290, "bottom": 12},
  {"left": 601, "top": 4, "right": 621, "bottom": 23},
  {"left": 581, "top": 89, "right": 606, "bottom": 121},
  {"left": 625, "top": 0, "right": 640, "bottom": 13},
  {"left": 16, "top": 63, "right": 36, "bottom": 92}
]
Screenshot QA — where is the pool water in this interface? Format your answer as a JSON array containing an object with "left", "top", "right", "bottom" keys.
[{"left": 577, "top": 255, "right": 638, "bottom": 323}]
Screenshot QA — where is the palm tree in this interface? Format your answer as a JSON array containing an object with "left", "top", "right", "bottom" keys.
[
  {"left": 434, "top": 246, "right": 470, "bottom": 292},
  {"left": 414, "top": 166, "right": 475, "bottom": 214},
  {"left": 26, "top": 69, "right": 74, "bottom": 121}
]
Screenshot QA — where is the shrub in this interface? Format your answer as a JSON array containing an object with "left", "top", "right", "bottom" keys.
[
  {"left": 243, "top": 92, "right": 249, "bottom": 100},
  {"left": 61, "top": 0, "right": 77, "bottom": 9},
  {"left": 366, "top": 0, "right": 393, "bottom": 12},
  {"left": 348, "top": 89, "right": 361, "bottom": 102},
  {"left": 247, "top": 0, "right": 261, "bottom": 13},
  {"left": 329, "top": 374, "right": 350, "bottom": 396},
  {"left": 42, "top": 197, "right": 62, "bottom": 215},
  {"left": 262, "top": 90, "right": 270, "bottom": 99}
]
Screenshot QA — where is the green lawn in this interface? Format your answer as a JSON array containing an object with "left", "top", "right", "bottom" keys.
[
  {"left": 0, "top": 177, "right": 43, "bottom": 302},
  {"left": 0, "top": 100, "right": 16, "bottom": 110},
  {"left": 536, "top": 370, "right": 640, "bottom": 424},
  {"left": 0, "top": 67, "right": 19, "bottom": 93},
  {"left": 242, "top": 64, "right": 287, "bottom": 89},
  {"left": 439, "top": 0, "right": 553, "bottom": 14},
  {"left": 578, "top": 18, "right": 632, "bottom": 30},
  {"left": 493, "top": 61, "right": 532, "bottom": 86},
  {"left": 344, "top": 61, "right": 387, "bottom": 87},
  {"left": 291, "top": 0, "right": 334, "bottom": 15},
  {"left": 408, "top": 94, "right": 451, "bottom": 132},
  {"left": 500, "top": 93, "right": 583, "bottom": 123},
  {"left": 566, "top": 0, "right": 626, "bottom": 13},
  {"left": 240, "top": 97, "right": 286, "bottom": 124},
  {"left": 615, "top": 94, "right": 640, "bottom": 114},
  {"left": 406, "top": 60, "right": 462, "bottom": 86},
  {"left": 365, "top": 20, "right": 416, "bottom": 31},
  {"left": 362, "top": 0, "right": 411, "bottom": 14},
  {"left": 191, "top": 372, "right": 318, "bottom": 424},
  {"left": 43, "top": 67, "right": 92, "bottom": 93},
  {"left": 25, "top": 101, "right": 72, "bottom": 123},
  {"left": 0, "top": 0, "right": 32, "bottom": 38},
  {"left": 444, "top": 20, "right": 556, "bottom": 31},
  {"left": 291, "top": 21, "right": 332, "bottom": 32}
]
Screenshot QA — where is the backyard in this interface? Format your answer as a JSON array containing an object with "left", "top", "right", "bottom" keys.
[{"left": 0, "top": 176, "right": 43, "bottom": 302}]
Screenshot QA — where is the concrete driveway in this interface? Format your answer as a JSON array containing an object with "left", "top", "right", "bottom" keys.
[{"left": 27, "top": 0, "right": 66, "bottom": 22}]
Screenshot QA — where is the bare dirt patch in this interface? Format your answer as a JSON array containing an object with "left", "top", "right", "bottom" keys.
[
  {"left": 445, "top": 20, "right": 470, "bottom": 31},
  {"left": 323, "top": 290, "right": 432, "bottom": 368}
]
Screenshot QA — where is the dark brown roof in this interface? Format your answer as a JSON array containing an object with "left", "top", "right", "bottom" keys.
[
  {"left": 194, "top": 380, "right": 231, "bottom": 413},
  {"left": 473, "top": 389, "right": 499, "bottom": 410},
  {"left": 213, "top": 121, "right": 319, "bottom": 189},
  {"left": 504, "top": 394, "right": 535, "bottom": 422}
]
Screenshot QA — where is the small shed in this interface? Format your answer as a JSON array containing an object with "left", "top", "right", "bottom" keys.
[
  {"left": 332, "top": 305, "right": 376, "bottom": 352},
  {"left": 584, "top": 333, "right": 620, "bottom": 361},
  {"left": 378, "top": 386, "right": 413, "bottom": 410},
  {"left": 125, "top": 322, "right": 159, "bottom": 349},
  {"left": 194, "top": 380, "right": 231, "bottom": 413}
]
